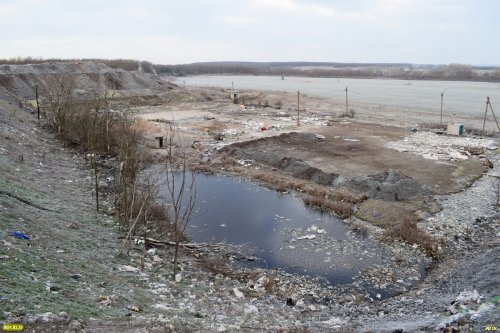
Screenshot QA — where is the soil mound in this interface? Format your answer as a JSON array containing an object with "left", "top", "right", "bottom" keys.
[
  {"left": 339, "top": 168, "right": 432, "bottom": 201},
  {"left": 222, "top": 134, "right": 339, "bottom": 186},
  {"left": 0, "top": 61, "right": 175, "bottom": 100},
  {"left": 273, "top": 156, "right": 338, "bottom": 185},
  {"left": 222, "top": 134, "right": 432, "bottom": 200}
]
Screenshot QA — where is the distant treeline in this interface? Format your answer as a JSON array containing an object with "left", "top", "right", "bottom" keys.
[
  {"left": 2, "top": 57, "right": 499, "bottom": 82},
  {"left": 155, "top": 62, "right": 500, "bottom": 82}
]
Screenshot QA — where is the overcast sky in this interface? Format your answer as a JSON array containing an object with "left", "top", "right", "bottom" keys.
[{"left": 0, "top": 0, "right": 498, "bottom": 65}]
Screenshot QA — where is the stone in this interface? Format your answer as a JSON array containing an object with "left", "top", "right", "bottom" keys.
[
  {"left": 448, "top": 304, "right": 459, "bottom": 314},
  {"left": 233, "top": 288, "right": 244, "bottom": 298},
  {"left": 455, "top": 290, "right": 481, "bottom": 304},
  {"left": 244, "top": 304, "right": 259, "bottom": 315},
  {"left": 68, "top": 319, "right": 84, "bottom": 330},
  {"left": 322, "top": 317, "right": 344, "bottom": 327}
]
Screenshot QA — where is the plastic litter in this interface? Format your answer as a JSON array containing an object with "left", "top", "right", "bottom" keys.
[{"left": 11, "top": 231, "right": 30, "bottom": 240}]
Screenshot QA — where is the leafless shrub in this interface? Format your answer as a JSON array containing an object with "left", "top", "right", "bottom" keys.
[
  {"left": 145, "top": 202, "right": 170, "bottom": 235},
  {"left": 206, "top": 120, "right": 225, "bottom": 141},
  {"left": 163, "top": 122, "right": 196, "bottom": 280},
  {"left": 40, "top": 74, "right": 74, "bottom": 138}
]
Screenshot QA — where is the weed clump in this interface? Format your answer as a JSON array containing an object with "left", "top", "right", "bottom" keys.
[
  {"left": 385, "top": 216, "right": 446, "bottom": 258},
  {"left": 303, "top": 196, "right": 353, "bottom": 218}
]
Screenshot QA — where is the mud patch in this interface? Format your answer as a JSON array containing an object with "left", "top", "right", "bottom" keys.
[{"left": 355, "top": 199, "right": 421, "bottom": 228}]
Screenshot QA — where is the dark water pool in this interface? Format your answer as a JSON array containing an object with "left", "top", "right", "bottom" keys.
[{"left": 159, "top": 173, "right": 391, "bottom": 288}]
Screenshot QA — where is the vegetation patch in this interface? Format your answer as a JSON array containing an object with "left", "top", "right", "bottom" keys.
[
  {"left": 384, "top": 216, "right": 446, "bottom": 258},
  {"left": 355, "top": 198, "right": 421, "bottom": 228}
]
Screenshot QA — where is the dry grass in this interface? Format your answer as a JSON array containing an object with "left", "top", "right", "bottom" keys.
[
  {"left": 263, "top": 275, "right": 278, "bottom": 294},
  {"left": 147, "top": 202, "right": 170, "bottom": 234},
  {"left": 275, "top": 183, "right": 289, "bottom": 193},
  {"left": 133, "top": 118, "right": 163, "bottom": 135},
  {"left": 252, "top": 170, "right": 358, "bottom": 218},
  {"left": 253, "top": 171, "right": 306, "bottom": 192},
  {"left": 385, "top": 216, "right": 446, "bottom": 258},
  {"left": 333, "top": 191, "right": 364, "bottom": 204},
  {"left": 355, "top": 199, "right": 419, "bottom": 228},
  {"left": 253, "top": 170, "right": 363, "bottom": 205},
  {"left": 197, "top": 255, "right": 230, "bottom": 276},
  {"left": 351, "top": 221, "right": 370, "bottom": 236},
  {"left": 303, "top": 196, "right": 353, "bottom": 218}
]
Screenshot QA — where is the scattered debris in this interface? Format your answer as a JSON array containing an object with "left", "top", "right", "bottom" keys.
[
  {"left": 11, "top": 231, "right": 30, "bottom": 240},
  {"left": 297, "top": 234, "right": 316, "bottom": 240},
  {"left": 98, "top": 295, "right": 112, "bottom": 307},
  {"left": 387, "top": 131, "right": 497, "bottom": 160},
  {"left": 233, "top": 288, "right": 244, "bottom": 298}
]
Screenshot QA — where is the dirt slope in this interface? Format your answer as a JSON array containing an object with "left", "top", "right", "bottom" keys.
[{"left": 0, "top": 61, "right": 174, "bottom": 103}]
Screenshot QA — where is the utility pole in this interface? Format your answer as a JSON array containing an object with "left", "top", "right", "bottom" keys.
[
  {"left": 345, "top": 85, "right": 349, "bottom": 117},
  {"left": 35, "top": 84, "right": 40, "bottom": 120},
  {"left": 296, "top": 90, "right": 300, "bottom": 127},
  {"left": 440, "top": 87, "right": 447, "bottom": 127},
  {"left": 482, "top": 97, "right": 500, "bottom": 136}
]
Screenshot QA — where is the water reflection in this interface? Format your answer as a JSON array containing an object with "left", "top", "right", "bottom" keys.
[{"left": 159, "top": 173, "right": 385, "bottom": 287}]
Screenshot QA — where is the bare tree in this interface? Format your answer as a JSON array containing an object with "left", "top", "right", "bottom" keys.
[
  {"left": 87, "top": 87, "right": 114, "bottom": 152},
  {"left": 40, "top": 74, "right": 74, "bottom": 137},
  {"left": 115, "top": 118, "right": 144, "bottom": 232},
  {"left": 163, "top": 122, "right": 196, "bottom": 280}
]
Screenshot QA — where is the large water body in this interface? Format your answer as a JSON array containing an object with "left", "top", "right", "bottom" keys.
[{"left": 173, "top": 75, "right": 500, "bottom": 119}]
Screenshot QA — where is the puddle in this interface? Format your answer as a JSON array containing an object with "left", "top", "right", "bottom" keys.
[{"left": 158, "top": 173, "right": 406, "bottom": 290}]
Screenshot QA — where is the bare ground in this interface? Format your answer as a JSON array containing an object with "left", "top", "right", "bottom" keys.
[{"left": 0, "top": 71, "right": 499, "bottom": 333}]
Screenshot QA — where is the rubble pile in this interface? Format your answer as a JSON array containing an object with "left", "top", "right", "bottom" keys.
[{"left": 386, "top": 131, "right": 497, "bottom": 161}]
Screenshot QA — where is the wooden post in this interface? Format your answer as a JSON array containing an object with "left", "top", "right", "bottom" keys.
[
  {"left": 482, "top": 97, "right": 489, "bottom": 136},
  {"left": 91, "top": 154, "right": 99, "bottom": 211},
  {"left": 345, "top": 85, "right": 349, "bottom": 117},
  {"left": 488, "top": 97, "right": 500, "bottom": 132},
  {"left": 482, "top": 97, "right": 500, "bottom": 136},
  {"left": 35, "top": 85, "right": 40, "bottom": 120},
  {"left": 296, "top": 91, "right": 300, "bottom": 127},
  {"left": 440, "top": 88, "right": 447, "bottom": 127}
]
